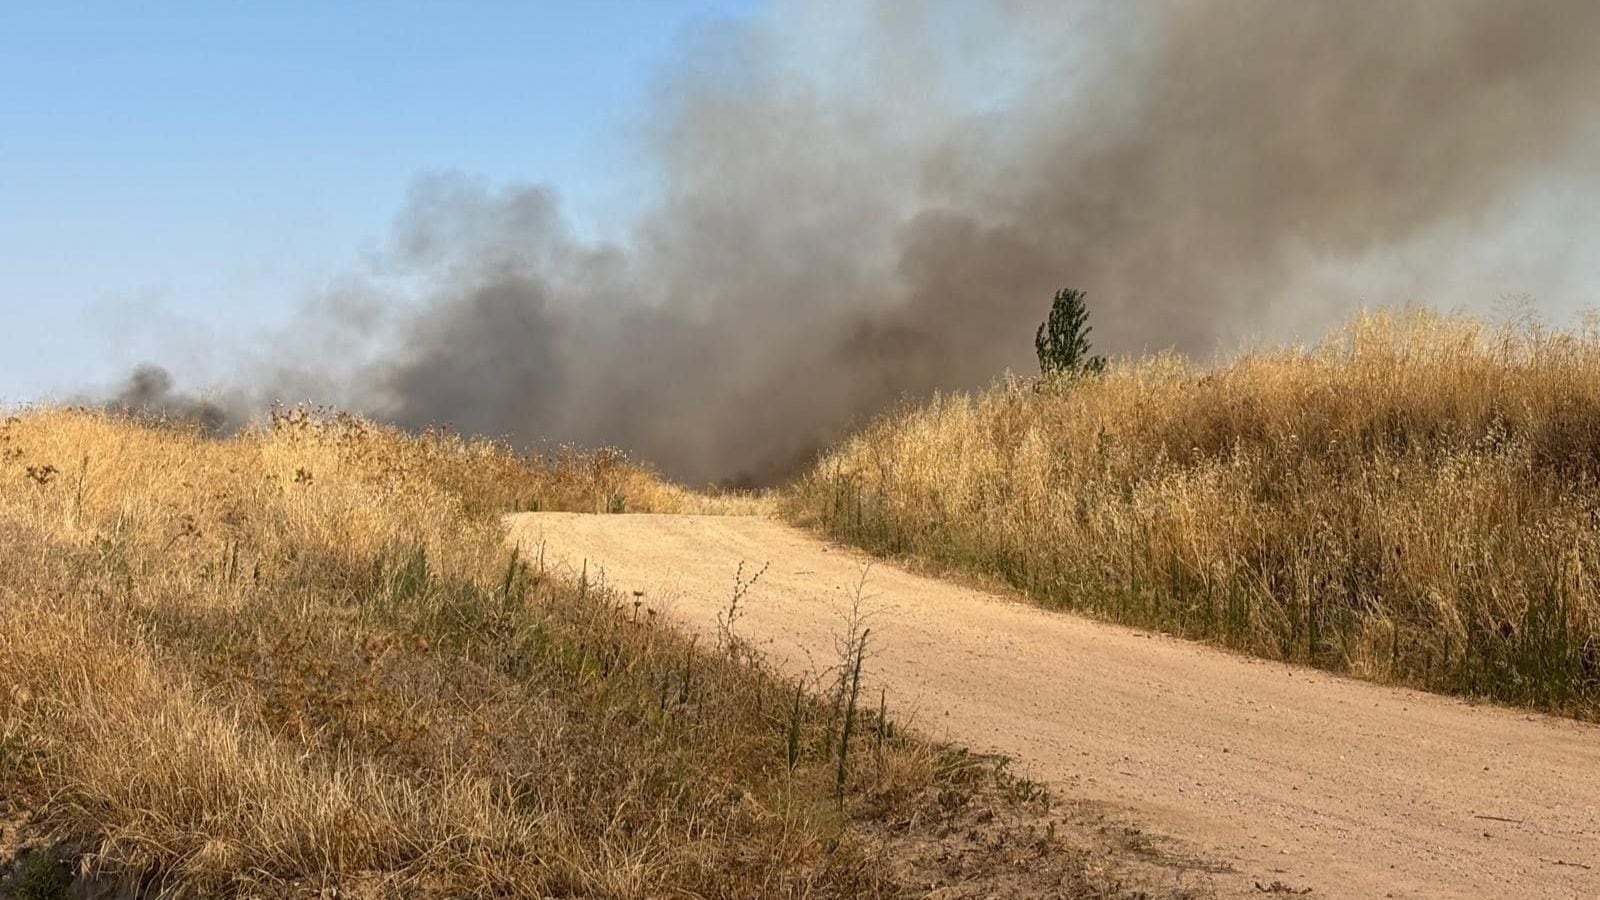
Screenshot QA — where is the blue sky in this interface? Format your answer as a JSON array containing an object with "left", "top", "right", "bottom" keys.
[{"left": 0, "top": 0, "right": 762, "bottom": 402}]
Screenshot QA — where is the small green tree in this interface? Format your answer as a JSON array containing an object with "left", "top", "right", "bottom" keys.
[{"left": 1035, "top": 287, "right": 1106, "bottom": 378}]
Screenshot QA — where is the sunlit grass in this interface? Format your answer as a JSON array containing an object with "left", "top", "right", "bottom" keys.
[
  {"left": 0, "top": 408, "right": 1082, "bottom": 897},
  {"left": 788, "top": 310, "right": 1600, "bottom": 716}
]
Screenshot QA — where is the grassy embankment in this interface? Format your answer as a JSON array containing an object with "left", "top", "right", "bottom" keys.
[
  {"left": 788, "top": 311, "right": 1600, "bottom": 717},
  {"left": 0, "top": 408, "right": 1125, "bottom": 899}
]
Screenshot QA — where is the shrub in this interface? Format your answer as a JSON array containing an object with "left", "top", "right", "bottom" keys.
[{"left": 1035, "top": 288, "right": 1106, "bottom": 379}]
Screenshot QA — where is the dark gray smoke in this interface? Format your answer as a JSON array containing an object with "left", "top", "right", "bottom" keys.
[
  {"left": 108, "top": 1, "right": 1600, "bottom": 483},
  {"left": 103, "top": 364, "right": 237, "bottom": 434}
]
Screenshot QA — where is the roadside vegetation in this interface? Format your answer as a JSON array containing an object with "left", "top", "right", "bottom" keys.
[
  {"left": 0, "top": 408, "right": 1142, "bottom": 898},
  {"left": 787, "top": 308, "right": 1600, "bottom": 717}
]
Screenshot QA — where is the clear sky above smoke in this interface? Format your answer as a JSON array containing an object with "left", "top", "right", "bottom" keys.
[{"left": 0, "top": 0, "right": 760, "bottom": 402}]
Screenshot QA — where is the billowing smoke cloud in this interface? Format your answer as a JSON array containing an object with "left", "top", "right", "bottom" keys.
[
  {"left": 103, "top": 364, "right": 238, "bottom": 434},
  {"left": 109, "top": 0, "right": 1600, "bottom": 484}
]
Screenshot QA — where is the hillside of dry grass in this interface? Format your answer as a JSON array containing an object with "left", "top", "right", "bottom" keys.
[
  {"left": 787, "top": 311, "right": 1600, "bottom": 717},
  {"left": 0, "top": 409, "right": 1143, "bottom": 899}
]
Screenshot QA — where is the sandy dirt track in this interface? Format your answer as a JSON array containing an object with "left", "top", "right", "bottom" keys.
[{"left": 507, "top": 513, "right": 1600, "bottom": 899}]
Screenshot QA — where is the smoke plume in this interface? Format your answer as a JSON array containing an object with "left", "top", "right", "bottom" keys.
[
  {"left": 110, "top": 1, "right": 1600, "bottom": 484},
  {"left": 103, "top": 364, "right": 238, "bottom": 434}
]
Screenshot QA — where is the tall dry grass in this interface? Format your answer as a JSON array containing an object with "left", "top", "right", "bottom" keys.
[
  {"left": 0, "top": 408, "right": 1099, "bottom": 898},
  {"left": 788, "top": 310, "right": 1600, "bottom": 716}
]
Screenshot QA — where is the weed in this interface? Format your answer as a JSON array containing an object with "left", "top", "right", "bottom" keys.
[
  {"left": 785, "top": 681, "right": 805, "bottom": 772},
  {"left": 23, "top": 464, "right": 56, "bottom": 487},
  {"left": 9, "top": 850, "right": 71, "bottom": 900},
  {"left": 836, "top": 626, "right": 870, "bottom": 801},
  {"left": 717, "top": 560, "right": 769, "bottom": 655}
]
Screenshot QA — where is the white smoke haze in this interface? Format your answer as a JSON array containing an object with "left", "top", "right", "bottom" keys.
[{"left": 106, "top": 0, "right": 1600, "bottom": 484}]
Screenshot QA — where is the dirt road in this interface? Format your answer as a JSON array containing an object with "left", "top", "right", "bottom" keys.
[{"left": 507, "top": 513, "right": 1600, "bottom": 899}]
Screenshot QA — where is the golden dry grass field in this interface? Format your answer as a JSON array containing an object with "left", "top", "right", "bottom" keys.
[
  {"left": 10, "top": 308, "right": 1600, "bottom": 897},
  {"left": 787, "top": 311, "right": 1600, "bottom": 716},
  {"left": 0, "top": 409, "right": 1158, "bottom": 899}
]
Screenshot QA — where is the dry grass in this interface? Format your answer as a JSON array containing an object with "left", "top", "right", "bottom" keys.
[
  {"left": 0, "top": 407, "right": 1132, "bottom": 898},
  {"left": 787, "top": 310, "right": 1600, "bottom": 716}
]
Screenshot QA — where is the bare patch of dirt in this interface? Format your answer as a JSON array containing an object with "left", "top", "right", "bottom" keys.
[{"left": 859, "top": 749, "right": 1218, "bottom": 898}]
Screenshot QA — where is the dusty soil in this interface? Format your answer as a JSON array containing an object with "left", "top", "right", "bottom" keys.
[{"left": 508, "top": 512, "right": 1600, "bottom": 900}]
